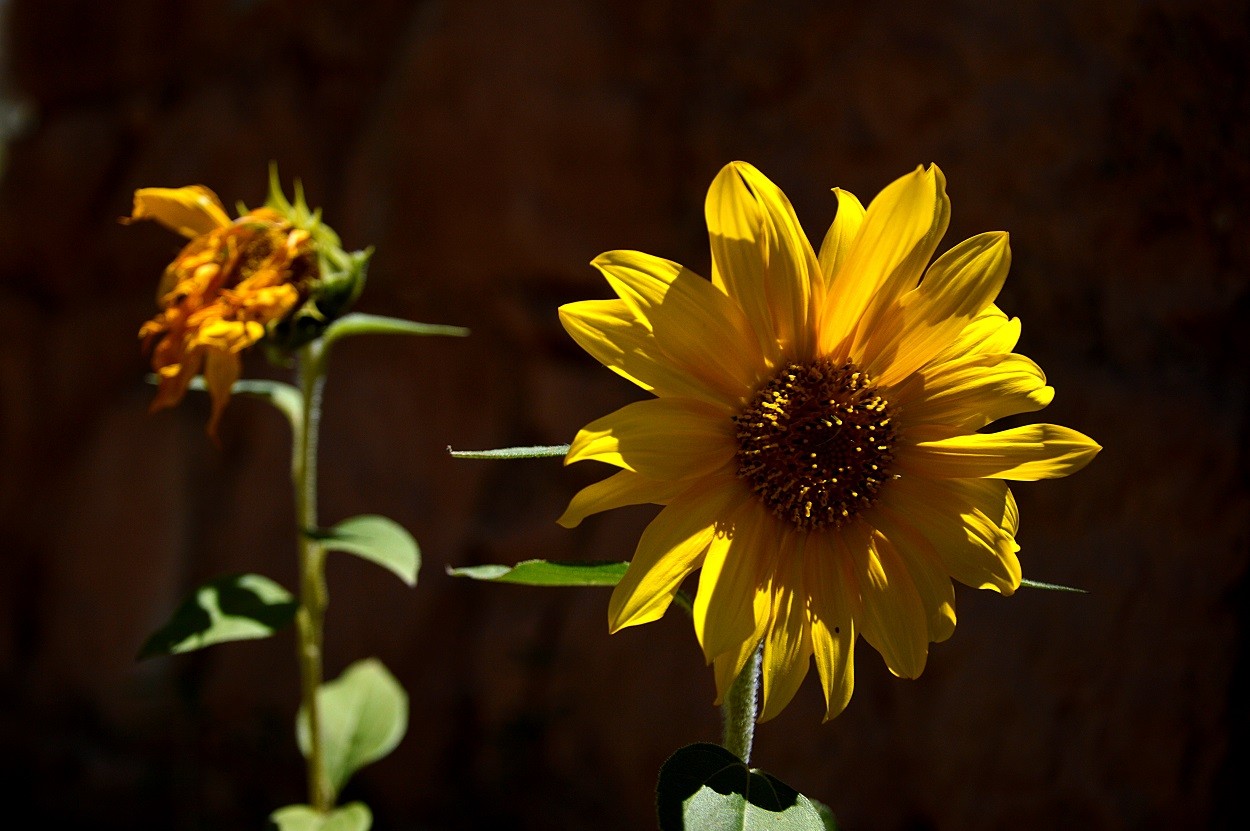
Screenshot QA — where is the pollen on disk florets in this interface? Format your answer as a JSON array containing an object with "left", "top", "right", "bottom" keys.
[{"left": 733, "top": 359, "right": 898, "bottom": 530}]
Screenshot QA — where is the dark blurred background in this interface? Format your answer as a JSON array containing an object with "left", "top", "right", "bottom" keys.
[{"left": 1, "top": 0, "right": 1247, "bottom": 828}]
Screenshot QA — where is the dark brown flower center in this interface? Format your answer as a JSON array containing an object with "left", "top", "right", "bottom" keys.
[{"left": 733, "top": 359, "right": 897, "bottom": 530}]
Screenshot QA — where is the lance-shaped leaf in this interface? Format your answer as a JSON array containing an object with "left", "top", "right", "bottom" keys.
[
  {"left": 322, "top": 312, "right": 469, "bottom": 350},
  {"left": 447, "top": 559, "right": 628, "bottom": 587},
  {"left": 269, "top": 802, "right": 372, "bottom": 831},
  {"left": 310, "top": 515, "right": 420, "bottom": 586},
  {"left": 1020, "top": 577, "right": 1087, "bottom": 593},
  {"left": 297, "top": 659, "right": 408, "bottom": 800},
  {"left": 138, "top": 573, "right": 298, "bottom": 660},
  {"left": 656, "top": 743, "right": 827, "bottom": 831},
  {"left": 447, "top": 444, "right": 570, "bottom": 459}
]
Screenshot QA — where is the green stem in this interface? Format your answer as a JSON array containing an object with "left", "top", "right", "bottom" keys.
[
  {"left": 721, "top": 642, "right": 762, "bottom": 764},
  {"left": 294, "top": 341, "right": 331, "bottom": 811}
]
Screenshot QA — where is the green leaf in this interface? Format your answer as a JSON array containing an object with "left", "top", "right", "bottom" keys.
[
  {"left": 322, "top": 312, "right": 469, "bottom": 349},
  {"left": 138, "top": 573, "right": 298, "bottom": 660},
  {"left": 154, "top": 375, "right": 303, "bottom": 427},
  {"left": 269, "top": 802, "right": 372, "bottom": 831},
  {"left": 311, "top": 515, "right": 421, "bottom": 587},
  {"left": 297, "top": 659, "right": 408, "bottom": 800},
  {"left": 1020, "top": 577, "right": 1087, "bottom": 593},
  {"left": 656, "top": 743, "right": 826, "bottom": 831},
  {"left": 447, "top": 559, "right": 628, "bottom": 587},
  {"left": 447, "top": 444, "right": 570, "bottom": 459},
  {"left": 809, "top": 798, "right": 841, "bottom": 831}
]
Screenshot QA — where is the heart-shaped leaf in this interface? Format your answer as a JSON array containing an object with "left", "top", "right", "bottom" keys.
[
  {"left": 311, "top": 515, "right": 420, "bottom": 586},
  {"left": 297, "top": 659, "right": 408, "bottom": 800},
  {"left": 447, "top": 559, "right": 628, "bottom": 587},
  {"left": 656, "top": 743, "right": 826, "bottom": 831},
  {"left": 269, "top": 802, "right": 372, "bottom": 831},
  {"left": 138, "top": 573, "right": 297, "bottom": 660}
]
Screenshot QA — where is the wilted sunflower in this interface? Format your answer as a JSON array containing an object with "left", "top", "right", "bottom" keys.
[
  {"left": 130, "top": 177, "right": 367, "bottom": 436},
  {"left": 557, "top": 162, "right": 1100, "bottom": 722}
]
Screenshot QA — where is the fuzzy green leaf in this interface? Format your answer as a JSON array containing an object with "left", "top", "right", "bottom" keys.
[
  {"left": 138, "top": 573, "right": 297, "bottom": 660},
  {"left": 297, "top": 659, "right": 408, "bottom": 800},
  {"left": 447, "top": 559, "right": 628, "bottom": 587},
  {"left": 269, "top": 802, "right": 372, "bottom": 831},
  {"left": 657, "top": 743, "right": 826, "bottom": 831},
  {"left": 1020, "top": 578, "right": 1087, "bottom": 593},
  {"left": 447, "top": 444, "right": 570, "bottom": 459},
  {"left": 159, "top": 375, "right": 303, "bottom": 427},
  {"left": 322, "top": 312, "right": 469, "bottom": 349},
  {"left": 311, "top": 515, "right": 420, "bottom": 587}
]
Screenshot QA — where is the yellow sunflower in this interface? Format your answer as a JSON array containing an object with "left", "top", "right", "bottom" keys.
[
  {"left": 557, "top": 162, "right": 1100, "bottom": 722},
  {"left": 131, "top": 186, "right": 315, "bottom": 436}
]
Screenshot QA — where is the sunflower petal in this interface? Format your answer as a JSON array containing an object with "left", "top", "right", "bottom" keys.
[
  {"left": 864, "top": 231, "right": 1012, "bottom": 386},
  {"left": 693, "top": 501, "right": 772, "bottom": 664},
  {"left": 758, "top": 532, "right": 815, "bottom": 722},
  {"left": 557, "top": 470, "right": 688, "bottom": 529},
  {"left": 128, "top": 186, "right": 232, "bottom": 238},
  {"left": 560, "top": 299, "right": 735, "bottom": 405},
  {"left": 590, "top": 251, "right": 763, "bottom": 403},
  {"left": 706, "top": 162, "right": 821, "bottom": 361},
  {"left": 901, "top": 424, "right": 1102, "bottom": 480},
  {"left": 817, "top": 188, "right": 867, "bottom": 281},
  {"left": 928, "top": 304, "right": 1021, "bottom": 365},
  {"left": 821, "top": 165, "right": 950, "bottom": 355},
  {"left": 203, "top": 348, "right": 240, "bottom": 439},
  {"left": 566, "top": 397, "right": 735, "bottom": 480},
  {"left": 892, "top": 352, "right": 1054, "bottom": 430},
  {"left": 805, "top": 533, "right": 857, "bottom": 721},
  {"left": 609, "top": 473, "right": 749, "bottom": 632},
  {"left": 844, "top": 522, "right": 928, "bottom": 679},
  {"left": 869, "top": 509, "right": 957, "bottom": 642},
  {"left": 877, "top": 475, "right": 1021, "bottom": 594}
]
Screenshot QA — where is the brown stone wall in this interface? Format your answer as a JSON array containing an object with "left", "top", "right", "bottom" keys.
[{"left": 1, "top": 1, "right": 1246, "bottom": 828}]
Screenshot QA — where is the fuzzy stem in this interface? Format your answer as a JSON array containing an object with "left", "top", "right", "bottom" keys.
[
  {"left": 294, "top": 342, "right": 331, "bottom": 810},
  {"left": 721, "top": 643, "right": 762, "bottom": 764}
]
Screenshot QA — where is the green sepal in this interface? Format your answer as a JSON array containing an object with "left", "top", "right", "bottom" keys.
[
  {"left": 447, "top": 444, "right": 570, "bottom": 460},
  {"left": 297, "top": 659, "right": 408, "bottom": 801},
  {"left": 321, "top": 312, "right": 470, "bottom": 350},
  {"left": 269, "top": 802, "right": 372, "bottom": 831},
  {"left": 447, "top": 559, "right": 628, "bottom": 587},
  {"left": 656, "top": 743, "right": 827, "bottom": 831},
  {"left": 138, "top": 573, "right": 297, "bottom": 660},
  {"left": 309, "top": 515, "right": 421, "bottom": 587},
  {"left": 155, "top": 375, "right": 303, "bottom": 429},
  {"left": 1020, "top": 578, "right": 1087, "bottom": 593}
]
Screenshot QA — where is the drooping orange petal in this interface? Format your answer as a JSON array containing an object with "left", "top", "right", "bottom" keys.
[
  {"left": 128, "top": 186, "right": 232, "bottom": 238},
  {"left": 202, "top": 347, "right": 240, "bottom": 439}
]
